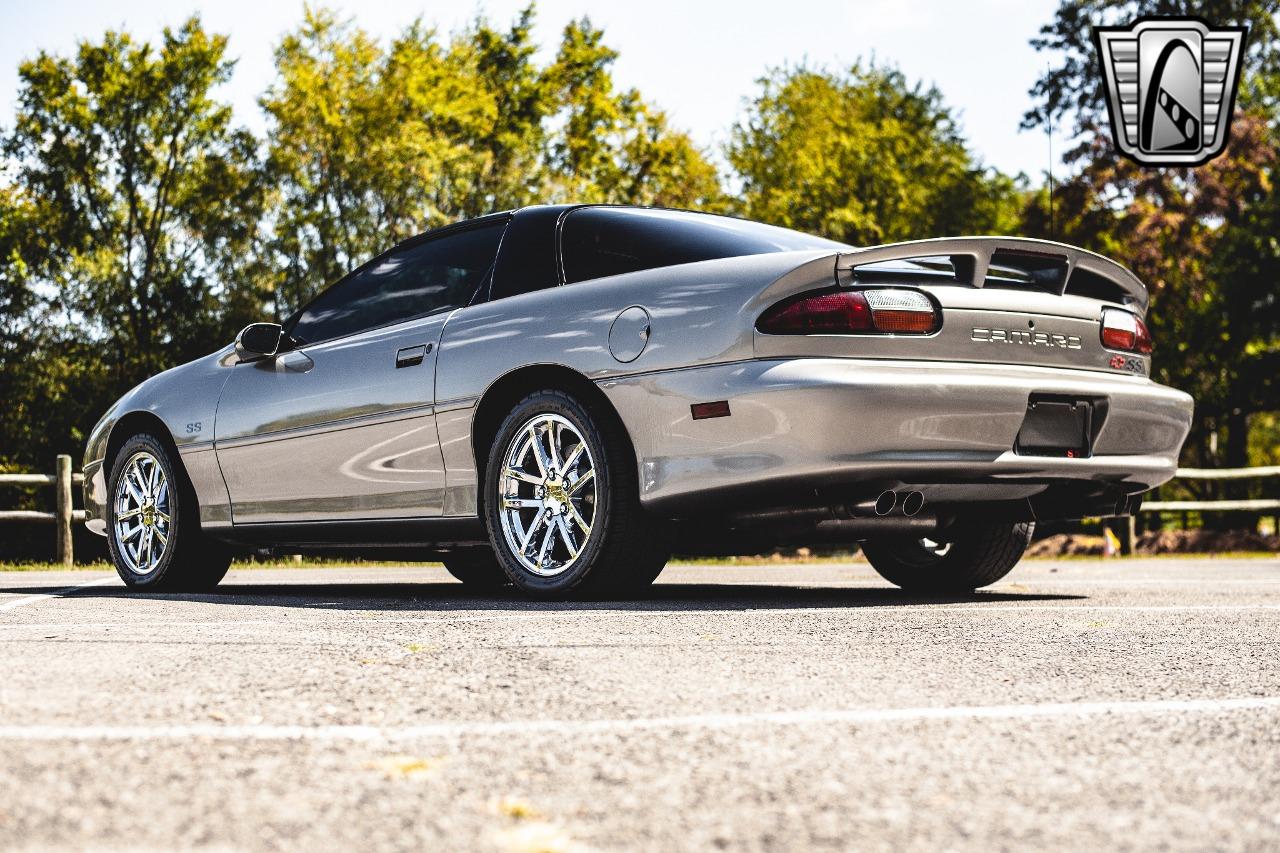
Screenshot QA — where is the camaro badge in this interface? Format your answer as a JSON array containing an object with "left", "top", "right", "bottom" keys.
[{"left": 1094, "top": 17, "right": 1247, "bottom": 166}]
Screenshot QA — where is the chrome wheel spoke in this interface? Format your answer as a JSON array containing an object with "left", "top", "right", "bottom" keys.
[
  {"left": 567, "top": 469, "right": 594, "bottom": 495},
  {"left": 546, "top": 422, "right": 564, "bottom": 473},
  {"left": 503, "top": 496, "right": 542, "bottom": 510},
  {"left": 561, "top": 443, "right": 586, "bottom": 475},
  {"left": 503, "top": 466, "right": 542, "bottom": 486},
  {"left": 117, "top": 508, "right": 142, "bottom": 522},
  {"left": 146, "top": 461, "right": 160, "bottom": 500},
  {"left": 123, "top": 474, "right": 146, "bottom": 508},
  {"left": 567, "top": 501, "right": 590, "bottom": 536},
  {"left": 519, "top": 512, "right": 546, "bottom": 555},
  {"left": 525, "top": 426, "right": 551, "bottom": 478},
  {"left": 131, "top": 461, "right": 151, "bottom": 498},
  {"left": 534, "top": 519, "right": 555, "bottom": 569},
  {"left": 555, "top": 515, "right": 579, "bottom": 558}
]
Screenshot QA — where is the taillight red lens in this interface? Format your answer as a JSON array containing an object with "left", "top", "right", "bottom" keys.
[
  {"left": 757, "top": 289, "right": 938, "bottom": 335},
  {"left": 1100, "top": 308, "right": 1153, "bottom": 354},
  {"left": 1134, "top": 317, "right": 1153, "bottom": 354},
  {"left": 1100, "top": 324, "right": 1135, "bottom": 351},
  {"left": 757, "top": 291, "right": 874, "bottom": 334}
]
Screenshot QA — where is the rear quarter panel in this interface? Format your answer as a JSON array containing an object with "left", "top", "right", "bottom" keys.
[{"left": 433, "top": 250, "right": 838, "bottom": 513}]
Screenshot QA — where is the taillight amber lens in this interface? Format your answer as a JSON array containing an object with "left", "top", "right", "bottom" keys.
[
  {"left": 1100, "top": 308, "right": 1153, "bottom": 354},
  {"left": 862, "top": 289, "right": 939, "bottom": 333}
]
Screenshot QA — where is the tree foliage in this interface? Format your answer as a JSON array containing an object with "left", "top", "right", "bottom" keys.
[
  {"left": 1, "top": 18, "right": 266, "bottom": 473},
  {"left": 727, "top": 64, "right": 1021, "bottom": 245},
  {"left": 4, "top": 18, "right": 265, "bottom": 384},
  {"left": 261, "top": 8, "right": 721, "bottom": 309}
]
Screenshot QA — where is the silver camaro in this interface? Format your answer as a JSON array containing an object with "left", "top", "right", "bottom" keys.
[{"left": 82, "top": 205, "right": 1193, "bottom": 598}]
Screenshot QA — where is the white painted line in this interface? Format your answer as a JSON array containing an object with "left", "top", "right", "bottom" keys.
[
  {"left": 0, "top": 577, "right": 117, "bottom": 612},
  {"left": 1002, "top": 578, "right": 1280, "bottom": 586},
  {"left": 919, "top": 604, "right": 1280, "bottom": 614},
  {"left": 703, "top": 578, "right": 1280, "bottom": 588},
  {"left": 1, "top": 696, "right": 1278, "bottom": 741},
  {"left": 2, "top": 603, "right": 1280, "bottom": 632}
]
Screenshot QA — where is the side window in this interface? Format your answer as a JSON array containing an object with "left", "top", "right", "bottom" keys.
[
  {"left": 560, "top": 207, "right": 843, "bottom": 285},
  {"left": 289, "top": 220, "right": 507, "bottom": 344},
  {"left": 488, "top": 206, "right": 563, "bottom": 302}
]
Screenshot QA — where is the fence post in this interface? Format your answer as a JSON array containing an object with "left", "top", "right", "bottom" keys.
[
  {"left": 56, "top": 454, "right": 73, "bottom": 567},
  {"left": 1121, "top": 514, "right": 1136, "bottom": 556}
]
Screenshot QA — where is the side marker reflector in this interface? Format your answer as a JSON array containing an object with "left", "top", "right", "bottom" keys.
[{"left": 691, "top": 401, "right": 732, "bottom": 420}]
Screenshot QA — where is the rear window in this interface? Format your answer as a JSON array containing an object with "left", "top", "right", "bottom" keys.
[{"left": 561, "top": 207, "right": 845, "bottom": 284}]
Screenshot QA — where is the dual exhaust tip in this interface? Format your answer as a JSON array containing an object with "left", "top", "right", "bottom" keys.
[{"left": 859, "top": 489, "right": 925, "bottom": 518}]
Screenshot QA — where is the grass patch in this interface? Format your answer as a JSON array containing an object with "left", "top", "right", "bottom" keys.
[
  {"left": 2, "top": 552, "right": 1274, "bottom": 572},
  {"left": 1022, "top": 551, "right": 1279, "bottom": 561},
  {"left": 0, "top": 557, "right": 441, "bottom": 572}
]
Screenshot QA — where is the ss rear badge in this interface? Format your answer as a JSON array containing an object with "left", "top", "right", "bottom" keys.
[{"left": 1109, "top": 354, "right": 1147, "bottom": 374}]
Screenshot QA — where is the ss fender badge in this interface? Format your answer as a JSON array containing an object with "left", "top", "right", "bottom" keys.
[
  {"left": 971, "top": 328, "right": 1082, "bottom": 349},
  {"left": 1109, "top": 354, "right": 1148, "bottom": 374}
]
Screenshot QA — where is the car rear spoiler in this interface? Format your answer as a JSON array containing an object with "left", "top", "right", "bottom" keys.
[{"left": 835, "top": 237, "right": 1148, "bottom": 313}]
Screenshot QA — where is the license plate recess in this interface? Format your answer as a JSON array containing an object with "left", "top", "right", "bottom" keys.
[{"left": 1015, "top": 396, "right": 1092, "bottom": 457}]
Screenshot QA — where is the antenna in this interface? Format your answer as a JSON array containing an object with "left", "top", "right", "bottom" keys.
[{"left": 1047, "top": 62, "right": 1055, "bottom": 240}]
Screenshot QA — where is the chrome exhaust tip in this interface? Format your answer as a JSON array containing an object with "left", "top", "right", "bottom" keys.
[
  {"left": 901, "top": 491, "right": 925, "bottom": 517},
  {"left": 874, "top": 490, "right": 898, "bottom": 516}
]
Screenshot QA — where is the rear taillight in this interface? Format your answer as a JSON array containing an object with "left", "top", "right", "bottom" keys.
[
  {"left": 757, "top": 289, "right": 938, "bottom": 335},
  {"left": 757, "top": 290, "right": 873, "bottom": 334},
  {"left": 1100, "top": 308, "right": 1153, "bottom": 354}
]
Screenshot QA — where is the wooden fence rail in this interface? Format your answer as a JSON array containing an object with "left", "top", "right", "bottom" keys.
[
  {"left": 0, "top": 455, "right": 82, "bottom": 566},
  {"left": 1141, "top": 465, "right": 1280, "bottom": 513},
  {"left": 1, "top": 456, "right": 1277, "bottom": 565}
]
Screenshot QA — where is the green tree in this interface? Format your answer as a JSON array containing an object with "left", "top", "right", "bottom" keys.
[
  {"left": 544, "top": 18, "right": 722, "bottom": 208},
  {"left": 262, "top": 9, "right": 494, "bottom": 310},
  {"left": 262, "top": 7, "right": 723, "bottom": 310},
  {"left": 4, "top": 17, "right": 265, "bottom": 386},
  {"left": 726, "top": 63, "right": 1021, "bottom": 245}
]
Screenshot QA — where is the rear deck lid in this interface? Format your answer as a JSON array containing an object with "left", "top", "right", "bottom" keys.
[{"left": 754, "top": 237, "right": 1153, "bottom": 377}]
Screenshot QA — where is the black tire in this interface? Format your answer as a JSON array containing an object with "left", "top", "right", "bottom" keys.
[
  {"left": 482, "top": 389, "right": 669, "bottom": 599},
  {"left": 441, "top": 548, "right": 509, "bottom": 590},
  {"left": 862, "top": 521, "right": 1034, "bottom": 593},
  {"left": 106, "top": 433, "right": 231, "bottom": 592}
]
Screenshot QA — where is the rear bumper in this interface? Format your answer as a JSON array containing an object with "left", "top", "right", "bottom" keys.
[{"left": 600, "top": 358, "right": 1193, "bottom": 513}]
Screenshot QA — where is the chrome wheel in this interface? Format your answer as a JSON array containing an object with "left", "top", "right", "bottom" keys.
[
  {"left": 112, "top": 451, "right": 171, "bottom": 575},
  {"left": 497, "top": 413, "right": 597, "bottom": 577}
]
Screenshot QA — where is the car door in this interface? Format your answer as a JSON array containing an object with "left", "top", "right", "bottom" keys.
[{"left": 214, "top": 218, "right": 509, "bottom": 524}]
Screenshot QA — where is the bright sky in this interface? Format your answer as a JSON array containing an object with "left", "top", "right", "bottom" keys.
[{"left": 0, "top": 0, "right": 1067, "bottom": 181}]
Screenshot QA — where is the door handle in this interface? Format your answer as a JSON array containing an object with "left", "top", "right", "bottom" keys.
[{"left": 396, "top": 344, "right": 428, "bottom": 368}]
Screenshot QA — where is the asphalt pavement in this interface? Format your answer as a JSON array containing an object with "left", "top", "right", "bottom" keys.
[{"left": 1, "top": 557, "right": 1278, "bottom": 851}]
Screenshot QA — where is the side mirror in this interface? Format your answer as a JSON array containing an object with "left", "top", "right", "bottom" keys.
[{"left": 235, "top": 323, "right": 284, "bottom": 363}]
